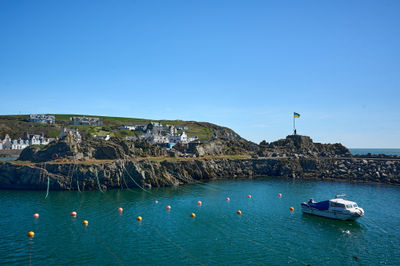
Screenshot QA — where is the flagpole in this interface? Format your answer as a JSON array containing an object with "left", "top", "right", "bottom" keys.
[{"left": 293, "top": 113, "right": 295, "bottom": 135}]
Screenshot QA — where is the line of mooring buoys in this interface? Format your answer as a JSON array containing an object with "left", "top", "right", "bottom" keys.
[{"left": 28, "top": 193, "right": 296, "bottom": 240}]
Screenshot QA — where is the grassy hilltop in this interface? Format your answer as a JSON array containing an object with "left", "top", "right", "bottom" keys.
[{"left": 0, "top": 114, "right": 217, "bottom": 140}]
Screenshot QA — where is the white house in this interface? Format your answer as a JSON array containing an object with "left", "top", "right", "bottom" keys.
[
  {"left": 29, "top": 135, "right": 42, "bottom": 145},
  {"left": 180, "top": 132, "right": 188, "bottom": 142},
  {"left": 58, "top": 128, "right": 82, "bottom": 143},
  {"left": 150, "top": 135, "right": 169, "bottom": 144},
  {"left": 11, "top": 139, "right": 29, "bottom": 150},
  {"left": 169, "top": 132, "right": 188, "bottom": 144},
  {"left": 119, "top": 125, "right": 136, "bottom": 131},
  {"left": 188, "top": 136, "right": 199, "bottom": 142}
]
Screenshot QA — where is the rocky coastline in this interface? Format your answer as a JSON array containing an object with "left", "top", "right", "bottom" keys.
[
  {"left": 1, "top": 155, "right": 399, "bottom": 190},
  {"left": 1, "top": 133, "right": 399, "bottom": 190}
]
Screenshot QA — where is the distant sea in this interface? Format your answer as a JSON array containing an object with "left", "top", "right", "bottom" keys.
[
  {"left": 349, "top": 148, "right": 400, "bottom": 156},
  {"left": 0, "top": 157, "right": 17, "bottom": 161}
]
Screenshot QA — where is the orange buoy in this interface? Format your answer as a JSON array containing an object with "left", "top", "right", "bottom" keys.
[
  {"left": 82, "top": 220, "right": 88, "bottom": 226},
  {"left": 226, "top": 197, "right": 230, "bottom": 201},
  {"left": 71, "top": 211, "right": 77, "bottom": 217},
  {"left": 27, "top": 231, "right": 35, "bottom": 238},
  {"left": 33, "top": 213, "right": 39, "bottom": 218},
  {"left": 166, "top": 205, "right": 171, "bottom": 210},
  {"left": 190, "top": 213, "right": 196, "bottom": 218},
  {"left": 118, "top": 207, "right": 123, "bottom": 212},
  {"left": 197, "top": 201, "right": 202, "bottom": 206},
  {"left": 137, "top": 216, "right": 142, "bottom": 221},
  {"left": 289, "top": 207, "right": 294, "bottom": 211},
  {"left": 278, "top": 193, "right": 282, "bottom": 197},
  {"left": 248, "top": 195, "right": 252, "bottom": 198},
  {"left": 237, "top": 210, "right": 242, "bottom": 215}
]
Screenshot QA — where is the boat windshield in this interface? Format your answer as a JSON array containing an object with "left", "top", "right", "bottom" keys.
[
  {"left": 330, "top": 202, "right": 346, "bottom": 208},
  {"left": 346, "top": 204, "right": 353, "bottom": 209},
  {"left": 353, "top": 204, "right": 358, "bottom": 208}
]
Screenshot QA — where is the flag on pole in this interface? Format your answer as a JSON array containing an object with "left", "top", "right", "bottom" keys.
[{"left": 294, "top": 112, "right": 300, "bottom": 118}]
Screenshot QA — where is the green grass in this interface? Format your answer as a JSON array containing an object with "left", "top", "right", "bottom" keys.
[
  {"left": 186, "top": 125, "right": 213, "bottom": 140},
  {"left": 47, "top": 130, "right": 59, "bottom": 138}
]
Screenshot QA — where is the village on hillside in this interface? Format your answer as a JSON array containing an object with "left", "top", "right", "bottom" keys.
[{"left": 0, "top": 114, "right": 199, "bottom": 151}]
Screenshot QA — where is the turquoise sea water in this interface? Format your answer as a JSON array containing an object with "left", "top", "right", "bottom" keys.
[
  {"left": 1, "top": 178, "right": 399, "bottom": 265},
  {"left": 350, "top": 148, "right": 400, "bottom": 156},
  {"left": 0, "top": 157, "right": 17, "bottom": 161}
]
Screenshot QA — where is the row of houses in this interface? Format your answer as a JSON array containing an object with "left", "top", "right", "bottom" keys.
[
  {"left": 70, "top": 117, "right": 103, "bottom": 126},
  {"left": 121, "top": 122, "right": 198, "bottom": 146},
  {"left": 29, "top": 114, "right": 103, "bottom": 126},
  {"left": 120, "top": 122, "right": 189, "bottom": 134},
  {"left": 0, "top": 134, "right": 55, "bottom": 150},
  {"left": 29, "top": 114, "right": 55, "bottom": 124}
]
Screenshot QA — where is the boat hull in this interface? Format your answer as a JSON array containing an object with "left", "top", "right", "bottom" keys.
[{"left": 301, "top": 206, "right": 362, "bottom": 221}]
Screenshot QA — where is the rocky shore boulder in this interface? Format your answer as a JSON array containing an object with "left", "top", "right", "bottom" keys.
[{"left": 19, "top": 139, "right": 79, "bottom": 162}]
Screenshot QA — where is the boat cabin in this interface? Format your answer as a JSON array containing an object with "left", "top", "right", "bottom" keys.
[{"left": 329, "top": 198, "right": 358, "bottom": 210}]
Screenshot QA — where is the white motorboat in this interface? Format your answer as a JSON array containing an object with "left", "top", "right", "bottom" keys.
[{"left": 301, "top": 194, "right": 364, "bottom": 220}]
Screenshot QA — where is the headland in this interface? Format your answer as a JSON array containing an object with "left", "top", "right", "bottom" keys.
[{"left": 0, "top": 114, "right": 399, "bottom": 190}]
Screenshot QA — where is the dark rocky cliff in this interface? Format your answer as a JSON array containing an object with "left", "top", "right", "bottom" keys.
[{"left": 1, "top": 156, "right": 399, "bottom": 190}]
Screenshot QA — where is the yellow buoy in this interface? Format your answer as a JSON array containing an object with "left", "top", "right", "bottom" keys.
[
  {"left": 289, "top": 207, "right": 294, "bottom": 211},
  {"left": 27, "top": 231, "right": 35, "bottom": 238},
  {"left": 190, "top": 213, "right": 196, "bottom": 218},
  {"left": 237, "top": 210, "right": 242, "bottom": 215},
  {"left": 82, "top": 220, "right": 88, "bottom": 226},
  {"left": 137, "top": 216, "right": 142, "bottom": 221}
]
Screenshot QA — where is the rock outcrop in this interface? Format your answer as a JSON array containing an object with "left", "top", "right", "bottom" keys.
[{"left": 258, "top": 135, "right": 351, "bottom": 158}]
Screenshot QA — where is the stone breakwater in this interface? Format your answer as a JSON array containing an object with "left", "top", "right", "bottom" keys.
[{"left": 0, "top": 157, "right": 399, "bottom": 190}]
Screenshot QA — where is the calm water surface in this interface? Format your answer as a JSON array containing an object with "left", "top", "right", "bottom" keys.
[{"left": 0, "top": 178, "right": 399, "bottom": 265}]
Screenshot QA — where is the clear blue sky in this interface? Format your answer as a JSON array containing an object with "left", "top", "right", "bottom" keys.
[{"left": 1, "top": 0, "right": 399, "bottom": 148}]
